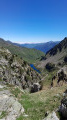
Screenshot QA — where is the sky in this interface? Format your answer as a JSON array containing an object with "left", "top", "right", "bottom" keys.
[{"left": 0, "top": 0, "right": 67, "bottom": 43}]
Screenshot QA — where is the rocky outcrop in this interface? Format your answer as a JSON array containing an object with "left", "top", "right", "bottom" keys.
[
  {"left": 43, "top": 111, "right": 59, "bottom": 120},
  {"left": 59, "top": 89, "right": 67, "bottom": 119},
  {"left": 0, "top": 47, "right": 42, "bottom": 90},
  {"left": 51, "top": 67, "right": 67, "bottom": 87},
  {"left": 57, "top": 67, "right": 67, "bottom": 83},
  {"left": 0, "top": 85, "right": 24, "bottom": 120}
]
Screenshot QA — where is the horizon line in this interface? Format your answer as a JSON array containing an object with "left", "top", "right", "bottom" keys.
[{"left": 6, "top": 40, "right": 60, "bottom": 44}]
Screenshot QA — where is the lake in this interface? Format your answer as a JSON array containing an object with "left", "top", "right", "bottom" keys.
[{"left": 30, "top": 64, "right": 41, "bottom": 73}]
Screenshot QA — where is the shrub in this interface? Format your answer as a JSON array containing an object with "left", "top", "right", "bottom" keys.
[
  {"left": 40, "top": 56, "right": 47, "bottom": 61},
  {"left": 58, "top": 62, "right": 62, "bottom": 66},
  {"left": 64, "top": 56, "right": 67, "bottom": 63},
  {"left": 25, "top": 75, "right": 32, "bottom": 82},
  {"left": 45, "top": 62, "right": 55, "bottom": 72}
]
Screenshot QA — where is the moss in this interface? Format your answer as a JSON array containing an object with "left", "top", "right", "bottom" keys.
[
  {"left": 0, "top": 111, "right": 7, "bottom": 119},
  {"left": 16, "top": 115, "right": 25, "bottom": 120}
]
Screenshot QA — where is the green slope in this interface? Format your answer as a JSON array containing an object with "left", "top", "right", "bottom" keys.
[{"left": 0, "top": 38, "right": 45, "bottom": 63}]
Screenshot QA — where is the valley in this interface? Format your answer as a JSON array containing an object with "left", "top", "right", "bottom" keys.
[
  {"left": 0, "top": 37, "right": 67, "bottom": 120},
  {"left": 8, "top": 41, "right": 60, "bottom": 53},
  {"left": 0, "top": 38, "right": 45, "bottom": 63},
  {"left": 0, "top": 0, "right": 67, "bottom": 119}
]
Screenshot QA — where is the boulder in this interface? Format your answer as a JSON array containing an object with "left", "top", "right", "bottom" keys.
[
  {"left": 59, "top": 95, "right": 67, "bottom": 119},
  {"left": 64, "top": 89, "right": 67, "bottom": 95},
  {"left": 11, "top": 61, "right": 21, "bottom": 68},
  {"left": 57, "top": 67, "right": 67, "bottom": 83},
  {"left": 0, "top": 88, "right": 24, "bottom": 120},
  {"left": 30, "top": 83, "right": 41, "bottom": 93},
  {"left": 43, "top": 111, "right": 59, "bottom": 120}
]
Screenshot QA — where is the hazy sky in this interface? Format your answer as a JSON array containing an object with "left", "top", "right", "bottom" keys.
[{"left": 0, "top": 0, "right": 67, "bottom": 43}]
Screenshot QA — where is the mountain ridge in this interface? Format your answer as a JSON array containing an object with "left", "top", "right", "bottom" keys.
[
  {"left": 37, "top": 37, "right": 67, "bottom": 68},
  {"left": 34, "top": 41, "right": 60, "bottom": 53},
  {"left": 6, "top": 40, "right": 60, "bottom": 53},
  {"left": 46, "top": 37, "right": 67, "bottom": 56},
  {"left": 0, "top": 38, "right": 45, "bottom": 63}
]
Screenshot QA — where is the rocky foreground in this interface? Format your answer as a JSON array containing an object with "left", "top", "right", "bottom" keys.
[
  {"left": 0, "top": 47, "right": 42, "bottom": 92},
  {"left": 0, "top": 85, "right": 24, "bottom": 120}
]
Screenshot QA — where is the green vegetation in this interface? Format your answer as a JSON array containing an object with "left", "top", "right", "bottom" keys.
[
  {"left": 8, "top": 84, "right": 67, "bottom": 120},
  {"left": 0, "top": 38, "right": 67, "bottom": 120},
  {"left": 16, "top": 115, "right": 26, "bottom": 120},
  {"left": 42, "top": 70, "right": 57, "bottom": 88},
  {"left": 0, "top": 111, "right": 7, "bottom": 119},
  {"left": 0, "top": 38, "right": 45, "bottom": 63},
  {"left": 11, "top": 88, "right": 21, "bottom": 98}
]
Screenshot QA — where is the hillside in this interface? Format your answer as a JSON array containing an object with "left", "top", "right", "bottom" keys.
[
  {"left": 36, "top": 37, "right": 67, "bottom": 91},
  {"left": 0, "top": 38, "right": 67, "bottom": 120},
  {"left": 0, "top": 47, "right": 42, "bottom": 90},
  {"left": 0, "top": 48, "right": 67, "bottom": 120},
  {"left": 37, "top": 37, "right": 67, "bottom": 68},
  {"left": 0, "top": 38, "right": 45, "bottom": 63},
  {"left": 46, "top": 37, "right": 67, "bottom": 56}
]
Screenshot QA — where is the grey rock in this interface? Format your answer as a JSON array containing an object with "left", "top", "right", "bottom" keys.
[
  {"left": 43, "top": 111, "right": 59, "bottom": 120},
  {"left": 0, "top": 47, "right": 41, "bottom": 90},
  {"left": 0, "top": 86, "right": 24, "bottom": 120},
  {"left": 30, "top": 83, "right": 42, "bottom": 93},
  {"left": 57, "top": 67, "right": 67, "bottom": 83},
  {"left": 59, "top": 96, "right": 67, "bottom": 118}
]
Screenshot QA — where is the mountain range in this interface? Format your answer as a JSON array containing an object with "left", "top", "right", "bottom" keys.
[{"left": 7, "top": 40, "right": 60, "bottom": 53}]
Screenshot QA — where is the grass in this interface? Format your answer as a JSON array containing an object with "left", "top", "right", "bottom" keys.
[
  {"left": 40, "top": 69, "right": 58, "bottom": 89},
  {"left": 0, "top": 111, "right": 7, "bottom": 119},
  {"left": 11, "top": 87, "right": 21, "bottom": 98},
  {"left": 16, "top": 115, "right": 26, "bottom": 120},
  {"left": 0, "top": 39, "right": 45, "bottom": 63},
  {"left": 8, "top": 84, "right": 67, "bottom": 120}
]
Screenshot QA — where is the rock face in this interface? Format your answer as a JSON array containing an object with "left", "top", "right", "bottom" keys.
[
  {"left": 51, "top": 67, "right": 67, "bottom": 87},
  {"left": 30, "top": 83, "right": 42, "bottom": 93},
  {"left": 43, "top": 111, "right": 59, "bottom": 120},
  {"left": 0, "top": 47, "right": 41, "bottom": 90},
  {"left": 59, "top": 90, "right": 67, "bottom": 119},
  {"left": 0, "top": 85, "right": 24, "bottom": 120},
  {"left": 57, "top": 67, "right": 67, "bottom": 83}
]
